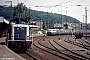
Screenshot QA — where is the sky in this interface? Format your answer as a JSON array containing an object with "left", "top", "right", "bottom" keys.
[{"left": 0, "top": 0, "right": 90, "bottom": 23}]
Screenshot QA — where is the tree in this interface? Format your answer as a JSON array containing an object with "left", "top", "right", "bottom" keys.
[
  {"left": 13, "top": 3, "right": 28, "bottom": 18},
  {"left": 87, "top": 23, "right": 90, "bottom": 29}
]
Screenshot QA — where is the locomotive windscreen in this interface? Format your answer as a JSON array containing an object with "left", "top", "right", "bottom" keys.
[{"left": 14, "top": 27, "right": 26, "bottom": 40}]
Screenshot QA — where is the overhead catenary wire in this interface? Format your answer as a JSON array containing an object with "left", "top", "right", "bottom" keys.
[
  {"left": 24, "top": 0, "right": 85, "bottom": 16},
  {"left": 21, "top": 0, "right": 85, "bottom": 16},
  {"left": 26, "top": 0, "right": 83, "bottom": 9},
  {"left": 69, "top": 0, "right": 84, "bottom": 7},
  {"left": 15, "top": 0, "right": 90, "bottom": 23},
  {"left": 29, "top": 0, "right": 85, "bottom": 16},
  {"left": 23, "top": 0, "right": 28, "bottom": 4},
  {"left": 59, "top": 0, "right": 85, "bottom": 13}
]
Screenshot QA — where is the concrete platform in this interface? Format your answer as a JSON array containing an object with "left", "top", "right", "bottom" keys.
[
  {"left": 0, "top": 37, "right": 25, "bottom": 60},
  {"left": 0, "top": 37, "right": 6, "bottom": 42}
]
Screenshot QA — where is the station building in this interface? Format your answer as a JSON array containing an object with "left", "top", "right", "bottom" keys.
[{"left": 0, "top": 17, "right": 9, "bottom": 37}]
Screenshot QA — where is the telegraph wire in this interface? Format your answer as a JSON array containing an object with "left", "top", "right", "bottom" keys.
[
  {"left": 23, "top": 0, "right": 85, "bottom": 14},
  {"left": 60, "top": 0, "right": 85, "bottom": 13},
  {"left": 33, "top": 0, "right": 75, "bottom": 8},
  {"left": 23, "top": 0, "right": 28, "bottom": 4},
  {"left": 62, "top": 0, "right": 75, "bottom": 4},
  {"left": 69, "top": 0, "right": 84, "bottom": 7}
]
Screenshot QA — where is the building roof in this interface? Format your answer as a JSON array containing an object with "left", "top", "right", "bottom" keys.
[{"left": 29, "top": 25, "right": 39, "bottom": 28}]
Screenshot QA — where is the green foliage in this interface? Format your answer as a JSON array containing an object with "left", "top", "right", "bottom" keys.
[
  {"left": 88, "top": 23, "right": 90, "bottom": 29},
  {"left": 13, "top": 3, "right": 28, "bottom": 18},
  {"left": 0, "top": 6, "right": 13, "bottom": 19}
]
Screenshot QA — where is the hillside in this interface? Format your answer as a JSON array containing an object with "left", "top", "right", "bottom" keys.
[
  {"left": 31, "top": 10, "right": 80, "bottom": 23},
  {"left": 0, "top": 6, "right": 80, "bottom": 28},
  {"left": 0, "top": 6, "right": 80, "bottom": 22}
]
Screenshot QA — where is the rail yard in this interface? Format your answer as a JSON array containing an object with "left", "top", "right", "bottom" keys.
[
  {"left": 0, "top": 18, "right": 90, "bottom": 59},
  {"left": 0, "top": 1, "right": 90, "bottom": 60},
  {"left": 16, "top": 35, "right": 90, "bottom": 60}
]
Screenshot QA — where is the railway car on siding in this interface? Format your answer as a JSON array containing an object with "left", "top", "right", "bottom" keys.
[
  {"left": 47, "top": 29, "right": 59, "bottom": 36},
  {"left": 47, "top": 29, "right": 83, "bottom": 39}
]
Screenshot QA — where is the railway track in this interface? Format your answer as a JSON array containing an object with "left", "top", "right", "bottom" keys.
[
  {"left": 17, "top": 51, "right": 40, "bottom": 60},
  {"left": 64, "top": 38, "right": 90, "bottom": 50},
  {"left": 49, "top": 39, "right": 86, "bottom": 60},
  {"left": 39, "top": 39, "right": 85, "bottom": 60},
  {"left": 17, "top": 35, "right": 90, "bottom": 60},
  {"left": 78, "top": 39, "right": 90, "bottom": 50},
  {"left": 35, "top": 35, "right": 88, "bottom": 60},
  {"left": 34, "top": 38, "right": 70, "bottom": 60},
  {"left": 63, "top": 38, "right": 90, "bottom": 59},
  {"left": 54, "top": 39, "right": 90, "bottom": 60}
]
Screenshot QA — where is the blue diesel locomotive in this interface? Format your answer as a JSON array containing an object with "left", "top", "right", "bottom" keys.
[{"left": 6, "top": 17, "right": 32, "bottom": 51}]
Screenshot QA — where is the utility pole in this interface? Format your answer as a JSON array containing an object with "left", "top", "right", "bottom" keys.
[
  {"left": 48, "top": 21, "right": 49, "bottom": 29},
  {"left": 82, "top": 15, "right": 85, "bottom": 23},
  {"left": 5, "top": 1, "right": 13, "bottom": 18},
  {"left": 46, "top": 12, "right": 48, "bottom": 29},
  {"left": 5, "top": 1, "right": 12, "bottom": 7},
  {"left": 29, "top": 7, "right": 31, "bottom": 25},
  {"left": 61, "top": 8, "right": 63, "bottom": 28},
  {"left": 82, "top": 15, "right": 85, "bottom": 30},
  {"left": 85, "top": 7, "right": 88, "bottom": 39}
]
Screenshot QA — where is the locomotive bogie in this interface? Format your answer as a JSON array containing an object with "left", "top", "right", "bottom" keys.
[{"left": 8, "top": 41, "right": 31, "bottom": 51}]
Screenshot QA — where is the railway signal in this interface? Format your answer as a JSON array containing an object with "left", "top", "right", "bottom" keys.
[{"left": 72, "top": 29, "right": 74, "bottom": 44}]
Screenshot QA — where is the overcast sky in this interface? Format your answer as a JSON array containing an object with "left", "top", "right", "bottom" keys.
[{"left": 0, "top": 0, "right": 90, "bottom": 23}]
